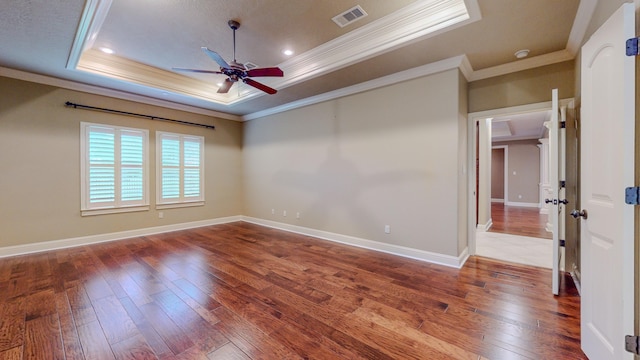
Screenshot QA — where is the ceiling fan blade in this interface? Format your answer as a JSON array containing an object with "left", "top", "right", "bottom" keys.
[
  {"left": 246, "top": 67, "right": 284, "bottom": 77},
  {"left": 217, "top": 78, "right": 234, "bottom": 93},
  {"left": 172, "top": 67, "right": 223, "bottom": 75},
  {"left": 201, "top": 47, "right": 230, "bottom": 68},
  {"left": 243, "top": 78, "right": 277, "bottom": 94}
]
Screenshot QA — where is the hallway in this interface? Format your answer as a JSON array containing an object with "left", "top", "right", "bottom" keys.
[
  {"left": 488, "top": 203, "right": 551, "bottom": 239},
  {"left": 477, "top": 203, "right": 552, "bottom": 268}
]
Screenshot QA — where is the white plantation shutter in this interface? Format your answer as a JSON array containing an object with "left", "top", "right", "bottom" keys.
[
  {"left": 183, "top": 138, "right": 201, "bottom": 198},
  {"left": 161, "top": 136, "right": 181, "bottom": 200},
  {"left": 81, "top": 123, "right": 149, "bottom": 215},
  {"left": 157, "top": 132, "right": 204, "bottom": 206},
  {"left": 88, "top": 128, "right": 115, "bottom": 203},
  {"left": 120, "top": 131, "right": 144, "bottom": 202}
]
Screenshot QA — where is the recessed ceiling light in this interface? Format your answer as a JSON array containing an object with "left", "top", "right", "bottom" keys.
[
  {"left": 283, "top": 49, "right": 294, "bottom": 56},
  {"left": 514, "top": 49, "right": 529, "bottom": 59},
  {"left": 99, "top": 47, "right": 114, "bottom": 54}
]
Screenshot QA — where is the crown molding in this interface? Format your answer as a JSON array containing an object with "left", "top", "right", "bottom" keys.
[
  {"left": 458, "top": 55, "right": 474, "bottom": 81},
  {"left": 66, "top": 0, "right": 481, "bottom": 108},
  {"left": 77, "top": 49, "right": 231, "bottom": 103},
  {"left": 66, "top": 0, "right": 112, "bottom": 69},
  {"left": 469, "top": 50, "right": 574, "bottom": 82},
  {"left": 566, "top": 0, "right": 598, "bottom": 55},
  {"left": 0, "top": 66, "right": 241, "bottom": 121},
  {"left": 268, "top": 0, "right": 479, "bottom": 89},
  {"left": 244, "top": 55, "right": 469, "bottom": 121},
  {"left": 238, "top": 0, "right": 480, "bottom": 106},
  {"left": 20, "top": 0, "right": 591, "bottom": 119}
]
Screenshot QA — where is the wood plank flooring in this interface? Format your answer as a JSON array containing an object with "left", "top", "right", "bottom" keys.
[
  {"left": 0, "top": 222, "right": 585, "bottom": 359},
  {"left": 489, "top": 203, "right": 552, "bottom": 239}
]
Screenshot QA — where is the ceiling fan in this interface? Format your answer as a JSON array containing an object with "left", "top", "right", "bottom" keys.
[{"left": 173, "top": 20, "right": 284, "bottom": 95}]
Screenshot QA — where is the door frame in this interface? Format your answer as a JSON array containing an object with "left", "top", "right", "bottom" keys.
[{"left": 467, "top": 99, "right": 574, "bottom": 256}]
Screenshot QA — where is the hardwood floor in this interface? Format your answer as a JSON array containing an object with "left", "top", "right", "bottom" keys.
[
  {"left": 489, "top": 203, "right": 552, "bottom": 239},
  {"left": 0, "top": 222, "right": 585, "bottom": 359}
]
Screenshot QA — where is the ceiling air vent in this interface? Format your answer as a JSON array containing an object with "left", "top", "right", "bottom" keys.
[
  {"left": 243, "top": 62, "right": 258, "bottom": 70},
  {"left": 332, "top": 5, "right": 368, "bottom": 28}
]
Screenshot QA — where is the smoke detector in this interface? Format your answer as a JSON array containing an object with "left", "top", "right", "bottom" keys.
[{"left": 514, "top": 49, "right": 530, "bottom": 59}]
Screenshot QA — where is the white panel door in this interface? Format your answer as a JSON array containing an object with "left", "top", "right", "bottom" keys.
[
  {"left": 545, "top": 89, "right": 561, "bottom": 295},
  {"left": 580, "top": 3, "right": 635, "bottom": 359}
]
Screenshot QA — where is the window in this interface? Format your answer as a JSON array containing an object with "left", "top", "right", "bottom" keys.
[
  {"left": 156, "top": 132, "right": 204, "bottom": 208},
  {"left": 81, "top": 122, "right": 149, "bottom": 215}
]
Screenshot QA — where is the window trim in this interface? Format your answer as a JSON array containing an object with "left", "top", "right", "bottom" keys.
[
  {"left": 80, "top": 122, "right": 149, "bottom": 216},
  {"left": 156, "top": 131, "right": 205, "bottom": 209}
]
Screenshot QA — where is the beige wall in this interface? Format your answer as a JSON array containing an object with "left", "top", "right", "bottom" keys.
[
  {"left": 468, "top": 60, "right": 575, "bottom": 113},
  {"left": 491, "top": 148, "right": 505, "bottom": 200},
  {"left": 243, "top": 69, "right": 467, "bottom": 257},
  {"left": 0, "top": 76, "right": 244, "bottom": 247},
  {"left": 493, "top": 139, "right": 540, "bottom": 204}
]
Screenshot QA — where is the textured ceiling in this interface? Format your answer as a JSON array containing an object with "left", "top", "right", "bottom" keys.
[{"left": 0, "top": 0, "right": 583, "bottom": 118}]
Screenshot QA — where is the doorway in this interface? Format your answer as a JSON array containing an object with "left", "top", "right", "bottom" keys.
[
  {"left": 483, "top": 112, "right": 552, "bottom": 267},
  {"left": 467, "top": 100, "right": 577, "bottom": 270},
  {"left": 489, "top": 115, "right": 551, "bottom": 241}
]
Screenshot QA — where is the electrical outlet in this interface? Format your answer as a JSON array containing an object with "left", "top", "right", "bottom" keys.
[
  {"left": 271, "top": 208, "right": 275, "bottom": 214},
  {"left": 158, "top": 212, "right": 164, "bottom": 219},
  {"left": 384, "top": 225, "right": 390, "bottom": 234},
  {"left": 283, "top": 210, "right": 287, "bottom": 217},
  {"left": 296, "top": 212, "right": 300, "bottom": 219}
]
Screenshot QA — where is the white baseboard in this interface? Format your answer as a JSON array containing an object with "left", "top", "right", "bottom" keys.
[
  {"left": 0, "top": 215, "right": 469, "bottom": 269},
  {"left": 476, "top": 218, "right": 493, "bottom": 232},
  {"left": 505, "top": 201, "right": 540, "bottom": 208},
  {"left": 539, "top": 208, "right": 549, "bottom": 215},
  {"left": 491, "top": 198, "right": 504, "bottom": 203},
  {"left": 242, "top": 217, "right": 469, "bottom": 269},
  {"left": 0, "top": 216, "right": 242, "bottom": 259}
]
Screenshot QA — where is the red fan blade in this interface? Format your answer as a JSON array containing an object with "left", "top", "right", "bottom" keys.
[
  {"left": 202, "top": 47, "right": 230, "bottom": 69},
  {"left": 243, "top": 78, "right": 277, "bottom": 94},
  {"left": 172, "top": 67, "right": 223, "bottom": 75},
  {"left": 217, "top": 78, "right": 234, "bottom": 93},
  {"left": 246, "top": 67, "right": 284, "bottom": 77}
]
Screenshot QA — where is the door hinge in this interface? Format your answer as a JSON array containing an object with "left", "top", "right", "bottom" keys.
[
  {"left": 625, "top": 187, "right": 640, "bottom": 205},
  {"left": 560, "top": 180, "right": 566, "bottom": 188},
  {"left": 625, "top": 335, "right": 640, "bottom": 355},
  {"left": 627, "top": 37, "right": 640, "bottom": 56},
  {"left": 559, "top": 239, "right": 565, "bottom": 247},
  {"left": 560, "top": 121, "right": 566, "bottom": 129}
]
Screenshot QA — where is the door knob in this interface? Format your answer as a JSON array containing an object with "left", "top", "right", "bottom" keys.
[{"left": 570, "top": 209, "right": 588, "bottom": 219}]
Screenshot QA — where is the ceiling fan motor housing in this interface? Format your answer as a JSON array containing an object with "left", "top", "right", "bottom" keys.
[{"left": 228, "top": 20, "right": 240, "bottom": 30}]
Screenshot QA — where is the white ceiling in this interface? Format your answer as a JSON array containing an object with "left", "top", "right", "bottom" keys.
[
  {"left": 492, "top": 111, "right": 550, "bottom": 142},
  {"left": 0, "top": 0, "right": 590, "bottom": 119}
]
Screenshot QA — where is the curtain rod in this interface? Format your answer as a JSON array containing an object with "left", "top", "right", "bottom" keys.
[{"left": 64, "top": 101, "right": 215, "bottom": 130}]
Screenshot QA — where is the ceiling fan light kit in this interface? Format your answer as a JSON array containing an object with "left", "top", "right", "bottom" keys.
[{"left": 172, "top": 20, "right": 284, "bottom": 95}]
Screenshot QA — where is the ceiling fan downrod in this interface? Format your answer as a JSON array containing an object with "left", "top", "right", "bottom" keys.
[{"left": 228, "top": 20, "right": 240, "bottom": 62}]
